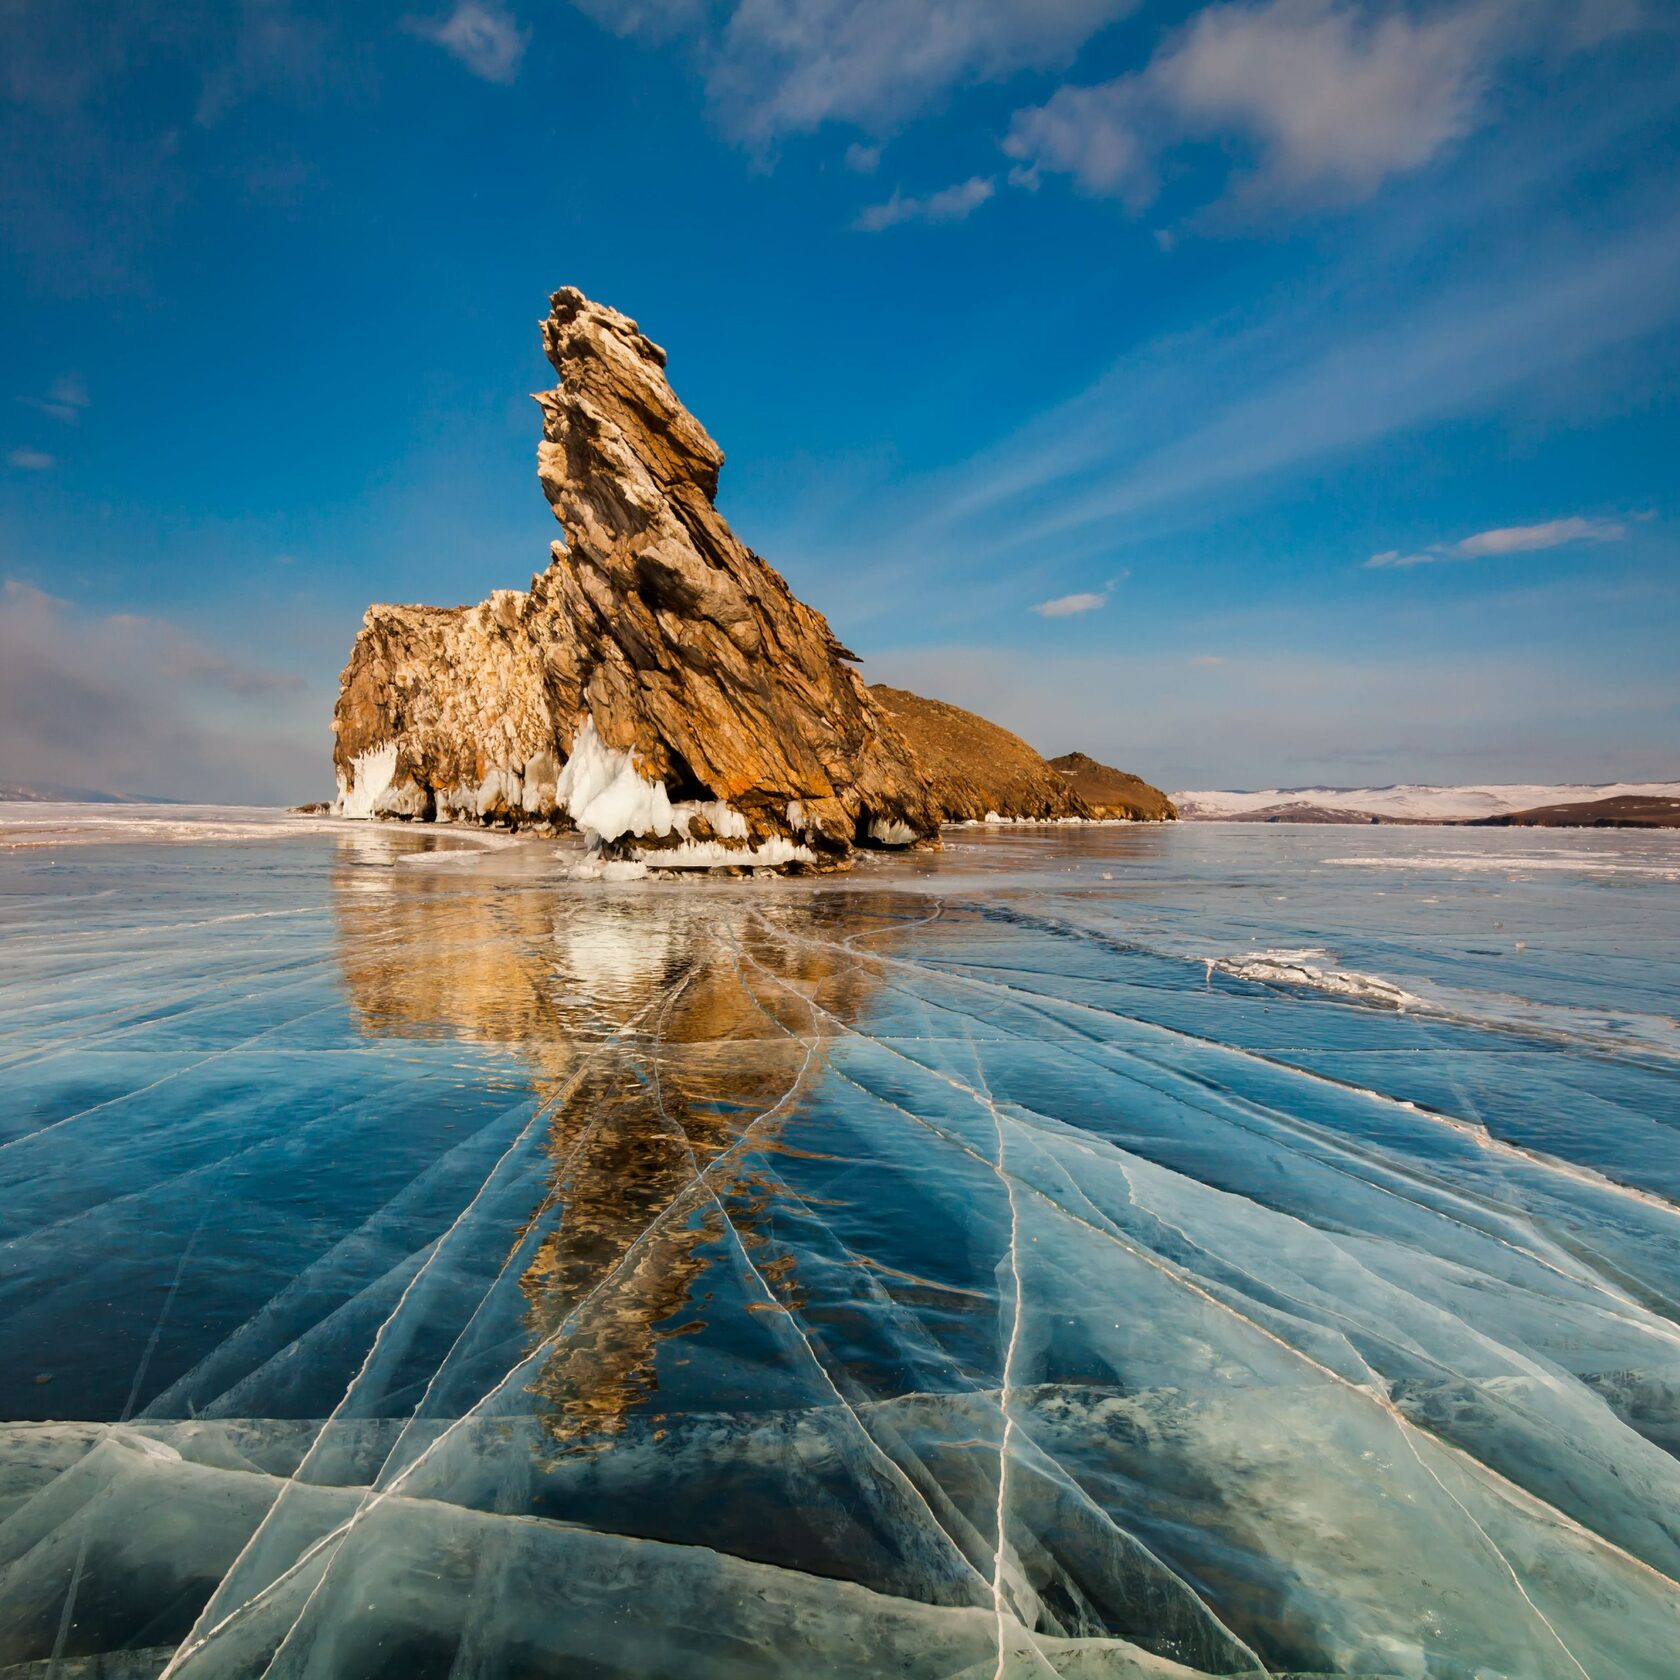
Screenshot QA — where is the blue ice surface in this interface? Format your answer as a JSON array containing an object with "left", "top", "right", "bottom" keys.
[{"left": 1, "top": 817, "right": 1678, "bottom": 1678}]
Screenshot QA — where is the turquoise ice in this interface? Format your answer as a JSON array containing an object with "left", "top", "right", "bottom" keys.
[{"left": 2, "top": 821, "right": 1678, "bottom": 1677}]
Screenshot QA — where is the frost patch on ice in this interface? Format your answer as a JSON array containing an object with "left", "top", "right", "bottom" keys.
[
  {"left": 868, "top": 817, "right": 919, "bottom": 847},
  {"left": 1214, "top": 947, "right": 1426, "bottom": 1010},
  {"left": 336, "top": 743, "right": 398, "bottom": 820},
  {"left": 1330, "top": 852, "right": 1680, "bottom": 881}
]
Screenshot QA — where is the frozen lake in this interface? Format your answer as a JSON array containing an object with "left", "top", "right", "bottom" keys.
[{"left": 2, "top": 818, "right": 1678, "bottom": 1677}]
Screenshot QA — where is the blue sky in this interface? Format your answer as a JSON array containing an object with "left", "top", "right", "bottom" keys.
[{"left": 3, "top": 0, "right": 1677, "bottom": 801}]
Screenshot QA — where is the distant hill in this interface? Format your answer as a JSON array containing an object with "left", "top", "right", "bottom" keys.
[
  {"left": 0, "top": 782, "right": 162, "bottom": 804},
  {"left": 870, "top": 688, "right": 1176, "bottom": 823},
  {"left": 1048, "top": 753, "right": 1177, "bottom": 821},
  {"left": 870, "top": 686, "right": 1079, "bottom": 821},
  {"left": 1469, "top": 794, "right": 1680, "bottom": 829},
  {"left": 1174, "top": 781, "right": 1680, "bottom": 824}
]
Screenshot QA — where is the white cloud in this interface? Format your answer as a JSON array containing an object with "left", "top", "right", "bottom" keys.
[
  {"left": 1032, "top": 588, "right": 1108, "bottom": 617},
  {"left": 1005, "top": 0, "right": 1509, "bottom": 212},
  {"left": 1453, "top": 515, "right": 1630, "bottom": 556},
  {"left": 578, "top": 0, "right": 1140, "bottom": 143},
  {"left": 7, "top": 448, "right": 55, "bottom": 470},
  {"left": 1367, "top": 515, "right": 1632, "bottom": 567},
  {"left": 854, "top": 175, "right": 994, "bottom": 231},
  {"left": 18, "top": 374, "right": 89, "bottom": 424},
  {"left": 404, "top": 1, "right": 528, "bottom": 83},
  {"left": 844, "top": 140, "right": 881, "bottom": 173},
  {"left": 0, "top": 579, "right": 319, "bottom": 803},
  {"left": 1190, "top": 653, "right": 1227, "bottom": 666}
]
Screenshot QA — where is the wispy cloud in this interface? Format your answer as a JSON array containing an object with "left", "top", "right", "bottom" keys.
[
  {"left": 1032, "top": 587, "right": 1109, "bottom": 618},
  {"left": 1367, "top": 515, "right": 1632, "bottom": 567},
  {"left": 854, "top": 175, "right": 994, "bottom": 232},
  {"left": 7, "top": 448, "right": 55, "bottom": 471},
  {"left": 923, "top": 209, "right": 1680, "bottom": 571},
  {"left": 195, "top": 1, "right": 335, "bottom": 127},
  {"left": 576, "top": 0, "right": 1139, "bottom": 143},
  {"left": 18, "top": 374, "right": 90, "bottom": 424},
  {"left": 404, "top": 1, "right": 528, "bottom": 83},
  {"left": 1454, "top": 516, "right": 1631, "bottom": 556},
  {"left": 844, "top": 141, "right": 881, "bottom": 174},
  {"left": 1190, "top": 653, "right": 1227, "bottom": 666}
]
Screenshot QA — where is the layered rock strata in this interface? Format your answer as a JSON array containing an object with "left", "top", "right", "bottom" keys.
[{"left": 333, "top": 288, "right": 941, "bottom": 870}]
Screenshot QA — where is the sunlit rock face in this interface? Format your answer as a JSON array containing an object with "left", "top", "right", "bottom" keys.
[
  {"left": 333, "top": 287, "right": 940, "bottom": 868},
  {"left": 870, "top": 685, "right": 1085, "bottom": 822},
  {"left": 1047, "top": 751, "right": 1178, "bottom": 821}
]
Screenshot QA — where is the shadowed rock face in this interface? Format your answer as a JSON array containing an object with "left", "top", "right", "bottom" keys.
[{"left": 333, "top": 287, "right": 941, "bottom": 869}]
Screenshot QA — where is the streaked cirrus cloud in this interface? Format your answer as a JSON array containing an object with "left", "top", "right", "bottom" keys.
[
  {"left": 1367, "top": 515, "right": 1633, "bottom": 568},
  {"left": 1032, "top": 588, "right": 1109, "bottom": 618}
]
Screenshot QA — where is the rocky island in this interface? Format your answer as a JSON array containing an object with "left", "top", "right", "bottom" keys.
[{"left": 333, "top": 288, "right": 1172, "bottom": 871}]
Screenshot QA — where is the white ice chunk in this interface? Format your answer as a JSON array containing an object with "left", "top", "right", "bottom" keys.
[
  {"left": 867, "top": 817, "right": 918, "bottom": 847},
  {"left": 1213, "top": 947, "right": 1426, "bottom": 1010},
  {"left": 555, "top": 717, "right": 674, "bottom": 844},
  {"left": 672, "top": 799, "right": 750, "bottom": 841},
  {"left": 336, "top": 743, "right": 398, "bottom": 820}
]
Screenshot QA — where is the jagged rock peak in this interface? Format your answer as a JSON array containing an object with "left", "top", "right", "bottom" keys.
[{"left": 332, "top": 287, "right": 941, "bottom": 872}]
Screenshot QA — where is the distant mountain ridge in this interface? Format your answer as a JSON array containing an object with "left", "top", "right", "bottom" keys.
[
  {"left": 0, "top": 782, "right": 163, "bottom": 805},
  {"left": 1174, "top": 781, "right": 1680, "bottom": 824}
]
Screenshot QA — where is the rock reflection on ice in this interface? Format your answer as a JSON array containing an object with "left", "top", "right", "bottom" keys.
[{"left": 1, "top": 823, "right": 1678, "bottom": 1677}]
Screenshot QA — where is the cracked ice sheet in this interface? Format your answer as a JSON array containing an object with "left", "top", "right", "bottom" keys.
[{"left": 2, "top": 823, "right": 1679, "bottom": 1677}]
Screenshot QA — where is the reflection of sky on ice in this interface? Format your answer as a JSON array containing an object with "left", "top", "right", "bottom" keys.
[{"left": 1, "top": 820, "right": 1678, "bottom": 1677}]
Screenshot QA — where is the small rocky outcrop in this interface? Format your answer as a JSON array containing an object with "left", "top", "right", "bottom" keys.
[
  {"left": 870, "top": 686, "right": 1084, "bottom": 821},
  {"left": 333, "top": 288, "right": 941, "bottom": 870},
  {"left": 1048, "top": 752, "right": 1178, "bottom": 821}
]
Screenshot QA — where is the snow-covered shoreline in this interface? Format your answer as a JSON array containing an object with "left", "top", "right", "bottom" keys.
[{"left": 1173, "top": 779, "right": 1680, "bottom": 823}]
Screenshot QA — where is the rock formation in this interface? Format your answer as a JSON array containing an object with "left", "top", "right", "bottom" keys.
[
  {"left": 869, "top": 686, "right": 1083, "bottom": 822},
  {"left": 333, "top": 288, "right": 941, "bottom": 870},
  {"left": 1047, "top": 752, "right": 1178, "bottom": 821}
]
